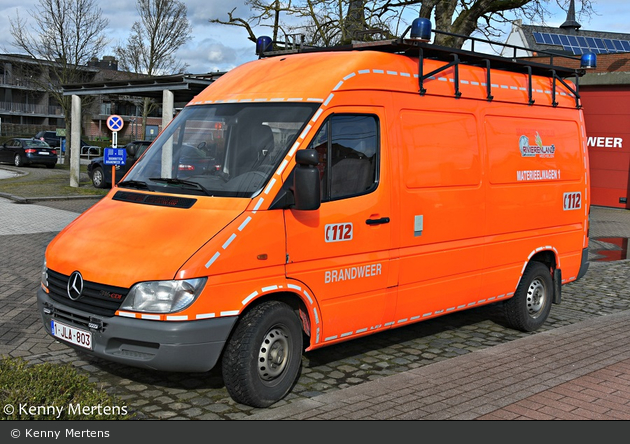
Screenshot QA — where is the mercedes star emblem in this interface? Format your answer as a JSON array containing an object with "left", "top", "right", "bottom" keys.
[{"left": 67, "top": 271, "right": 84, "bottom": 301}]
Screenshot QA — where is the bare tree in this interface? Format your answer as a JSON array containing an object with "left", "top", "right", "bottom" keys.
[
  {"left": 115, "top": 0, "right": 192, "bottom": 138},
  {"left": 370, "top": 0, "right": 596, "bottom": 48},
  {"left": 210, "top": 0, "right": 295, "bottom": 47},
  {"left": 210, "top": 0, "right": 595, "bottom": 50},
  {"left": 10, "top": 0, "right": 109, "bottom": 184}
]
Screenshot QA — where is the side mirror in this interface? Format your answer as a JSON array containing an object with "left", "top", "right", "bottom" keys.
[
  {"left": 127, "top": 145, "right": 137, "bottom": 157},
  {"left": 293, "top": 149, "right": 320, "bottom": 210}
]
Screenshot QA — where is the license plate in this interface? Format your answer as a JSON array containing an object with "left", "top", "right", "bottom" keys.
[
  {"left": 51, "top": 320, "right": 92, "bottom": 350},
  {"left": 39, "top": 151, "right": 49, "bottom": 155}
]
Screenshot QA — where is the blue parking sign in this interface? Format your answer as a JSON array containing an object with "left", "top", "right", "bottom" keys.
[{"left": 104, "top": 148, "right": 126, "bottom": 165}]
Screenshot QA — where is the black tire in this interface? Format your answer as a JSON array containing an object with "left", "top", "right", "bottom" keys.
[
  {"left": 504, "top": 261, "right": 553, "bottom": 332},
  {"left": 221, "top": 301, "right": 303, "bottom": 407},
  {"left": 13, "top": 154, "right": 22, "bottom": 167},
  {"left": 91, "top": 167, "right": 107, "bottom": 188}
]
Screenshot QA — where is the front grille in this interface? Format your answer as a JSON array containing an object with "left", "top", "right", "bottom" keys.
[
  {"left": 51, "top": 306, "right": 108, "bottom": 331},
  {"left": 47, "top": 269, "right": 129, "bottom": 317}
]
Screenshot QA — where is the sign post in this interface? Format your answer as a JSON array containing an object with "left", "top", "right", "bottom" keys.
[{"left": 106, "top": 115, "right": 125, "bottom": 185}]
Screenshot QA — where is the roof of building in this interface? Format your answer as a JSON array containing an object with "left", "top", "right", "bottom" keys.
[
  {"left": 61, "top": 72, "right": 224, "bottom": 104},
  {"left": 504, "top": 0, "right": 630, "bottom": 56}
]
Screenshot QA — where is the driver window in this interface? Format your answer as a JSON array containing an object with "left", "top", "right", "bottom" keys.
[{"left": 309, "top": 115, "right": 378, "bottom": 201}]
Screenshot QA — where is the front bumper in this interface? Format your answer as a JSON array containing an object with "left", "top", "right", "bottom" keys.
[{"left": 37, "top": 287, "right": 237, "bottom": 372}]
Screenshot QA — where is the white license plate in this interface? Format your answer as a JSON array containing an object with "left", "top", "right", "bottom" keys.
[
  {"left": 51, "top": 320, "right": 92, "bottom": 350},
  {"left": 39, "top": 151, "right": 49, "bottom": 155}
]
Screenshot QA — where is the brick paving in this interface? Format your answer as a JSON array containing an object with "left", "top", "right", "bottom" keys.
[{"left": 1, "top": 168, "right": 629, "bottom": 420}]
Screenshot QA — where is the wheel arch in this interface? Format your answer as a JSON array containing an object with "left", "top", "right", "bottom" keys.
[
  {"left": 523, "top": 247, "right": 561, "bottom": 304},
  {"left": 236, "top": 286, "right": 320, "bottom": 352},
  {"left": 528, "top": 248, "right": 557, "bottom": 271}
]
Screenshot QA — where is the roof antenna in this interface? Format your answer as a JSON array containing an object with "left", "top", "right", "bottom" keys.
[{"left": 560, "top": 0, "right": 581, "bottom": 30}]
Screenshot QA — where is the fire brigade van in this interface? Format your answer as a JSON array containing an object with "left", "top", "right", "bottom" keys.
[{"left": 37, "top": 19, "right": 592, "bottom": 408}]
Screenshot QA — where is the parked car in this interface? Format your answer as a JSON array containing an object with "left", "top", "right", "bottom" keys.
[
  {"left": 0, "top": 138, "right": 58, "bottom": 168},
  {"left": 87, "top": 140, "right": 151, "bottom": 188},
  {"left": 35, "top": 131, "right": 89, "bottom": 150}
]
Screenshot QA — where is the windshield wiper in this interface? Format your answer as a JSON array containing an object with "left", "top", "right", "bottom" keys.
[
  {"left": 118, "top": 180, "right": 151, "bottom": 190},
  {"left": 149, "top": 177, "right": 212, "bottom": 196}
]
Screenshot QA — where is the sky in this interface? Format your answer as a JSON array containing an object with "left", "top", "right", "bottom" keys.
[{"left": 0, "top": 1, "right": 629, "bottom": 75}]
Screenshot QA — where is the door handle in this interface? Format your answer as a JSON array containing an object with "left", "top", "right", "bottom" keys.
[{"left": 366, "top": 217, "right": 390, "bottom": 225}]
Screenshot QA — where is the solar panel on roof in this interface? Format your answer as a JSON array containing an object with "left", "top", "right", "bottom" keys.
[{"left": 530, "top": 31, "right": 630, "bottom": 55}]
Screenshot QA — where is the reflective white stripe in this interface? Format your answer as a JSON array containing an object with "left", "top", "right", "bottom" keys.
[
  {"left": 264, "top": 178, "right": 277, "bottom": 195},
  {"left": 118, "top": 311, "right": 136, "bottom": 318},
  {"left": 303, "top": 290, "right": 313, "bottom": 305},
  {"left": 238, "top": 216, "right": 252, "bottom": 231},
  {"left": 141, "top": 314, "right": 160, "bottom": 320},
  {"left": 205, "top": 252, "right": 220, "bottom": 268},
  {"left": 262, "top": 285, "right": 278, "bottom": 292},
  {"left": 166, "top": 315, "right": 188, "bottom": 321},
  {"left": 253, "top": 197, "right": 264, "bottom": 211},
  {"left": 312, "top": 109, "right": 323, "bottom": 122},
  {"left": 242, "top": 291, "right": 259, "bottom": 305},
  {"left": 299, "top": 124, "right": 312, "bottom": 140},
  {"left": 277, "top": 159, "right": 289, "bottom": 175},
  {"left": 196, "top": 313, "right": 215, "bottom": 319},
  {"left": 220, "top": 310, "right": 239, "bottom": 316},
  {"left": 222, "top": 233, "right": 236, "bottom": 249}
]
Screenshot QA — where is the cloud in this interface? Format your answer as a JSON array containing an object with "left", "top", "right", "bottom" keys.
[{"left": 177, "top": 37, "right": 256, "bottom": 74}]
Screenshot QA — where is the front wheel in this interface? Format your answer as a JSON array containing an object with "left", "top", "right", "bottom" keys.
[
  {"left": 504, "top": 261, "right": 553, "bottom": 332},
  {"left": 221, "top": 301, "right": 303, "bottom": 407},
  {"left": 91, "top": 167, "right": 107, "bottom": 188}
]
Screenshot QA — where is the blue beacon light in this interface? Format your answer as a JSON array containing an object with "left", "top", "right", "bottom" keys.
[
  {"left": 410, "top": 18, "right": 432, "bottom": 42},
  {"left": 580, "top": 53, "right": 597, "bottom": 69},
  {"left": 256, "top": 36, "right": 273, "bottom": 56}
]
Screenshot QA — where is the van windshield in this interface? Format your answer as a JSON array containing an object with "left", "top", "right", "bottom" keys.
[{"left": 122, "top": 103, "right": 318, "bottom": 197}]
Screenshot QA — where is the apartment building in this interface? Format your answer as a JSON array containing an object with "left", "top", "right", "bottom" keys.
[{"left": 0, "top": 53, "right": 160, "bottom": 143}]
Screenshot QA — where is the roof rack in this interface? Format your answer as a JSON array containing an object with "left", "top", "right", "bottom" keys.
[{"left": 256, "top": 18, "right": 597, "bottom": 108}]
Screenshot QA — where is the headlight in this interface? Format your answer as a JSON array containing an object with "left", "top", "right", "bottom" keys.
[
  {"left": 41, "top": 258, "right": 48, "bottom": 288},
  {"left": 121, "top": 278, "right": 207, "bottom": 313}
]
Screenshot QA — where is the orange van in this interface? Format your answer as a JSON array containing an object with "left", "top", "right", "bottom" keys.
[{"left": 38, "top": 20, "right": 592, "bottom": 407}]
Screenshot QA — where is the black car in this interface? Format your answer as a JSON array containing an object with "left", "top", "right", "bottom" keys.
[
  {"left": 0, "top": 138, "right": 58, "bottom": 168},
  {"left": 35, "top": 131, "right": 89, "bottom": 150},
  {"left": 87, "top": 140, "right": 151, "bottom": 188}
]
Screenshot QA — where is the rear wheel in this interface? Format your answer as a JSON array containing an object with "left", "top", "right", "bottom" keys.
[
  {"left": 221, "top": 301, "right": 303, "bottom": 407},
  {"left": 13, "top": 154, "right": 22, "bottom": 167},
  {"left": 91, "top": 167, "right": 107, "bottom": 188},
  {"left": 504, "top": 261, "right": 553, "bottom": 332}
]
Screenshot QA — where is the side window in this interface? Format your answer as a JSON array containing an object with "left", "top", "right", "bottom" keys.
[{"left": 309, "top": 115, "right": 379, "bottom": 201}]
